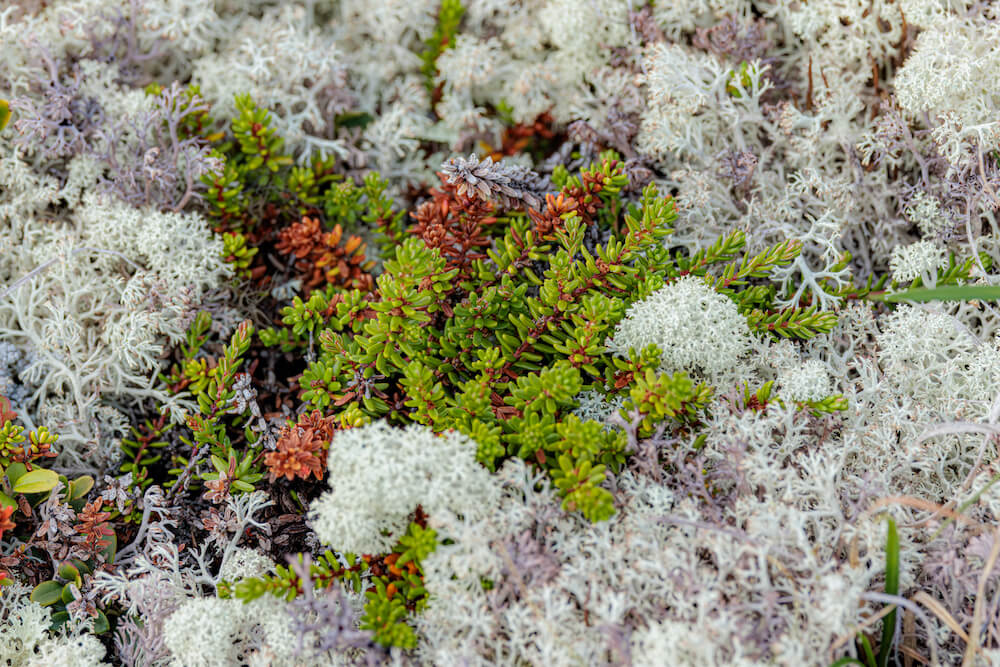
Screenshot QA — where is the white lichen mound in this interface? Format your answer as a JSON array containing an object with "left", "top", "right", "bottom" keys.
[
  {"left": 777, "top": 358, "right": 832, "bottom": 403},
  {"left": 218, "top": 547, "right": 275, "bottom": 583},
  {"left": 894, "top": 15, "right": 1000, "bottom": 124},
  {"left": 158, "top": 588, "right": 341, "bottom": 667},
  {"left": 0, "top": 585, "right": 51, "bottom": 667},
  {"left": 606, "top": 276, "right": 752, "bottom": 377},
  {"left": 309, "top": 421, "right": 498, "bottom": 554},
  {"left": 163, "top": 597, "right": 246, "bottom": 667},
  {"left": 25, "top": 635, "right": 108, "bottom": 667},
  {"left": 888, "top": 240, "right": 946, "bottom": 285}
]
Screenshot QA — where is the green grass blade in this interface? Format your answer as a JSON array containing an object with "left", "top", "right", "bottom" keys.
[
  {"left": 829, "top": 658, "right": 867, "bottom": 667},
  {"left": 883, "top": 285, "right": 1000, "bottom": 303},
  {"left": 859, "top": 633, "right": 877, "bottom": 667},
  {"left": 877, "top": 516, "right": 900, "bottom": 667}
]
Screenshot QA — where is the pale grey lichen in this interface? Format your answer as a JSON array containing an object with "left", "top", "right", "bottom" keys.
[
  {"left": 309, "top": 421, "right": 498, "bottom": 554},
  {"left": 606, "top": 276, "right": 753, "bottom": 378}
]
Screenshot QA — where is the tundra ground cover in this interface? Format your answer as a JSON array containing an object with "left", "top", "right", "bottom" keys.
[{"left": 1, "top": 2, "right": 1000, "bottom": 665}]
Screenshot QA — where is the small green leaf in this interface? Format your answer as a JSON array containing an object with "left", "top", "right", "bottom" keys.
[
  {"left": 335, "top": 111, "right": 374, "bottom": 130},
  {"left": 69, "top": 475, "right": 94, "bottom": 499},
  {"left": 57, "top": 562, "right": 81, "bottom": 584},
  {"left": 93, "top": 610, "right": 110, "bottom": 634},
  {"left": 30, "top": 580, "right": 63, "bottom": 606},
  {"left": 13, "top": 469, "right": 60, "bottom": 494},
  {"left": 0, "top": 490, "right": 15, "bottom": 510},
  {"left": 0, "top": 100, "right": 10, "bottom": 131},
  {"left": 211, "top": 455, "right": 228, "bottom": 474},
  {"left": 5, "top": 462, "right": 27, "bottom": 487},
  {"left": 100, "top": 531, "right": 117, "bottom": 564}
]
